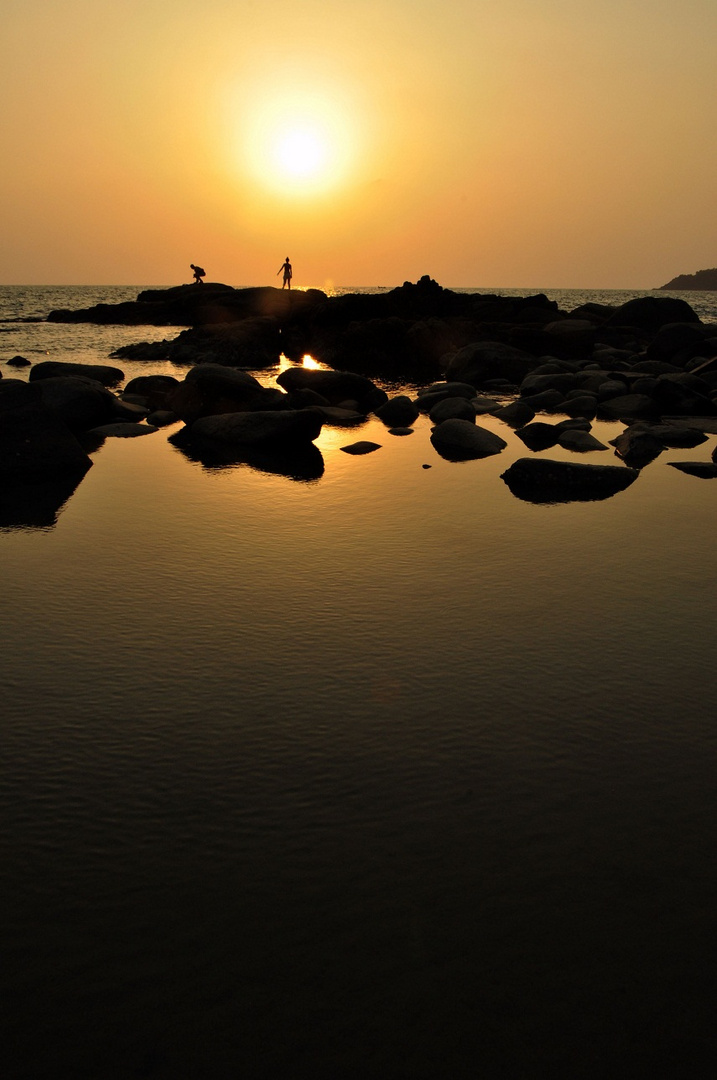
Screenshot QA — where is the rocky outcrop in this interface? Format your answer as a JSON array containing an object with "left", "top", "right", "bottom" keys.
[{"left": 659, "top": 268, "right": 717, "bottom": 291}]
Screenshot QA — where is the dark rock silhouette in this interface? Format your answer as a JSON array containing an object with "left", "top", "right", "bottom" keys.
[
  {"left": 430, "top": 419, "right": 507, "bottom": 461},
  {"left": 501, "top": 458, "right": 639, "bottom": 503},
  {"left": 658, "top": 268, "right": 717, "bottom": 290},
  {"left": 165, "top": 364, "right": 286, "bottom": 424},
  {"left": 29, "top": 360, "right": 125, "bottom": 386},
  {"left": 168, "top": 427, "right": 324, "bottom": 481},
  {"left": 276, "top": 368, "right": 388, "bottom": 412},
  {"left": 190, "top": 409, "right": 323, "bottom": 447}
]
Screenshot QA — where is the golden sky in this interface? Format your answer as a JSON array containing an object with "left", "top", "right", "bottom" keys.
[{"left": 2, "top": 0, "right": 715, "bottom": 288}]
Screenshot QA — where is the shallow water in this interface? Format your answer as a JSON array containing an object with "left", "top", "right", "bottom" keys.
[{"left": 2, "top": 288, "right": 717, "bottom": 1077}]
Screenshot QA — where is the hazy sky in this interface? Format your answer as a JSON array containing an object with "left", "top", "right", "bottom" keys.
[{"left": 2, "top": 0, "right": 715, "bottom": 288}]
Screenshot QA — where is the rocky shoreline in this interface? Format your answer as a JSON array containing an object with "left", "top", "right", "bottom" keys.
[{"left": 3, "top": 277, "right": 717, "bottom": 524}]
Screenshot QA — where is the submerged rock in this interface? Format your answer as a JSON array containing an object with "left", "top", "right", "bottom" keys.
[
  {"left": 501, "top": 458, "right": 639, "bottom": 503},
  {"left": 339, "top": 441, "right": 382, "bottom": 455},
  {"left": 88, "top": 422, "right": 159, "bottom": 438}
]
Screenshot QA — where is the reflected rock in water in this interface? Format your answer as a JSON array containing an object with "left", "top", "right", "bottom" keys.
[
  {"left": 667, "top": 461, "right": 717, "bottom": 479},
  {"left": 0, "top": 379, "right": 94, "bottom": 526},
  {"left": 168, "top": 427, "right": 324, "bottom": 481},
  {"left": 501, "top": 458, "right": 639, "bottom": 504},
  {"left": 0, "top": 470, "right": 90, "bottom": 529}
]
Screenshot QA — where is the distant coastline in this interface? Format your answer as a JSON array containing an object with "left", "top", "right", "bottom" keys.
[{"left": 659, "top": 268, "right": 717, "bottom": 291}]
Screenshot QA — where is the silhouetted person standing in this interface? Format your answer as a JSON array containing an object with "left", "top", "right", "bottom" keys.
[
  {"left": 190, "top": 264, "right": 206, "bottom": 284},
  {"left": 277, "top": 257, "right": 292, "bottom": 290}
]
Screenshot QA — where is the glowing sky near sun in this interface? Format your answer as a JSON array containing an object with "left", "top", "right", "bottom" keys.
[{"left": 1, "top": 0, "right": 715, "bottom": 288}]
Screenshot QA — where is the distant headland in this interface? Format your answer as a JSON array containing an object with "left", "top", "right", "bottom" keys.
[{"left": 659, "top": 268, "right": 717, "bottom": 291}]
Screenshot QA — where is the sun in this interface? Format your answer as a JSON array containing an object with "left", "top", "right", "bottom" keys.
[
  {"left": 271, "top": 125, "right": 329, "bottom": 180},
  {"left": 234, "top": 82, "right": 359, "bottom": 198}
]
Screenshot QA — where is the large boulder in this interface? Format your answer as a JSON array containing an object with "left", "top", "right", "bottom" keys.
[
  {"left": 166, "top": 364, "right": 285, "bottom": 423},
  {"left": 604, "top": 296, "right": 701, "bottom": 332},
  {"left": 0, "top": 379, "right": 93, "bottom": 483},
  {"left": 374, "top": 395, "right": 420, "bottom": 426},
  {"left": 33, "top": 376, "right": 119, "bottom": 430},
  {"left": 123, "top": 375, "right": 181, "bottom": 409},
  {"left": 430, "top": 419, "right": 507, "bottom": 460},
  {"left": 29, "top": 360, "right": 125, "bottom": 386},
  {"left": 190, "top": 409, "right": 323, "bottom": 446},
  {"left": 501, "top": 458, "right": 639, "bottom": 503},
  {"left": 444, "top": 341, "right": 538, "bottom": 388},
  {"left": 276, "top": 368, "right": 388, "bottom": 412},
  {"left": 429, "top": 397, "right": 477, "bottom": 424}
]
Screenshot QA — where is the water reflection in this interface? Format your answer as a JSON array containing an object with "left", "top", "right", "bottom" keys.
[
  {"left": 168, "top": 427, "right": 324, "bottom": 481},
  {"left": 0, "top": 469, "right": 91, "bottom": 529}
]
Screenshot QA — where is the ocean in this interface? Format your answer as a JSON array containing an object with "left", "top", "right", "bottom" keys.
[{"left": 2, "top": 285, "right": 717, "bottom": 1077}]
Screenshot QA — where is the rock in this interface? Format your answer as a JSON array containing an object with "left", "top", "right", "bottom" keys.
[
  {"left": 113, "top": 400, "right": 149, "bottom": 421},
  {"left": 562, "top": 394, "right": 597, "bottom": 420},
  {"left": 276, "top": 367, "right": 388, "bottom": 412},
  {"left": 501, "top": 458, "right": 639, "bottom": 503},
  {"left": 429, "top": 397, "right": 477, "bottom": 424},
  {"left": 6, "top": 355, "right": 30, "bottom": 367},
  {"left": 190, "top": 409, "right": 323, "bottom": 446},
  {"left": 604, "top": 296, "right": 701, "bottom": 331},
  {"left": 416, "top": 381, "right": 478, "bottom": 400},
  {"left": 339, "top": 441, "right": 382, "bottom": 455},
  {"left": 29, "top": 360, "right": 125, "bottom": 386},
  {"left": 33, "top": 376, "right": 119, "bottom": 430},
  {"left": 0, "top": 379, "right": 93, "bottom": 483},
  {"left": 166, "top": 364, "right": 285, "bottom": 423},
  {"left": 123, "top": 375, "right": 181, "bottom": 408},
  {"left": 374, "top": 395, "right": 420, "bottom": 426},
  {"left": 514, "top": 422, "right": 559, "bottom": 451},
  {"left": 471, "top": 395, "right": 502, "bottom": 414},
  {"left": 444, "top": 341, "right": 538, "bottom": 388},
  {"left": 521, "top": 389, "right": 566, "bottom": 412},
  {"left": 167, "top": 317, "right": 282, "bottom": 368},
  {"left": 557, "top": 429, "right": 608, "bottom": 452},
  {"left": 597, "top": 394, "right": 660, "bottom": 420},
  {"left": 430, "top": 419, "right": 507, "bottom": 460},
  {"left": 609, "top": 426, "right": 665, "bottom": 468},
  {"left": 88, "top": 422, "right": 159, "bottom": 438},
  {"left": 146, "top": 410, "right": 179, "bottom": 427},
  {"left": 283, "top": 387, "right": 330, "bottom": 409},
  {"left": 388, "top": 427, "right": 414, "bottom": 436},
  {"left": 492, "top": 401, "right": 535, "bottom": 427}
]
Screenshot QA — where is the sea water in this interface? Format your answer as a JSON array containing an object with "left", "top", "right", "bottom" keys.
[{"left": 2, "top": 286, "right": 717, "bottom": 1077}]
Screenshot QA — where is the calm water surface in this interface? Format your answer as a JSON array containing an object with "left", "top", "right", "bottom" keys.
[{"left": 2, "top": 287, "right": 717, "bottom": 1077}]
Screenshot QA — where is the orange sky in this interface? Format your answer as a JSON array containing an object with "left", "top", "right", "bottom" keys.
[{"left": 2, "top": 0, "right": 715, "bottom": 288}]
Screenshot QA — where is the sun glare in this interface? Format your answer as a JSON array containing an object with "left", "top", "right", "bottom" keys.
[
  {"left": 232, "top": 80, "right": 360, "bottom": 199},
  {"left": 272, "top": 127, "right": 328, "bottom": 179}
]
